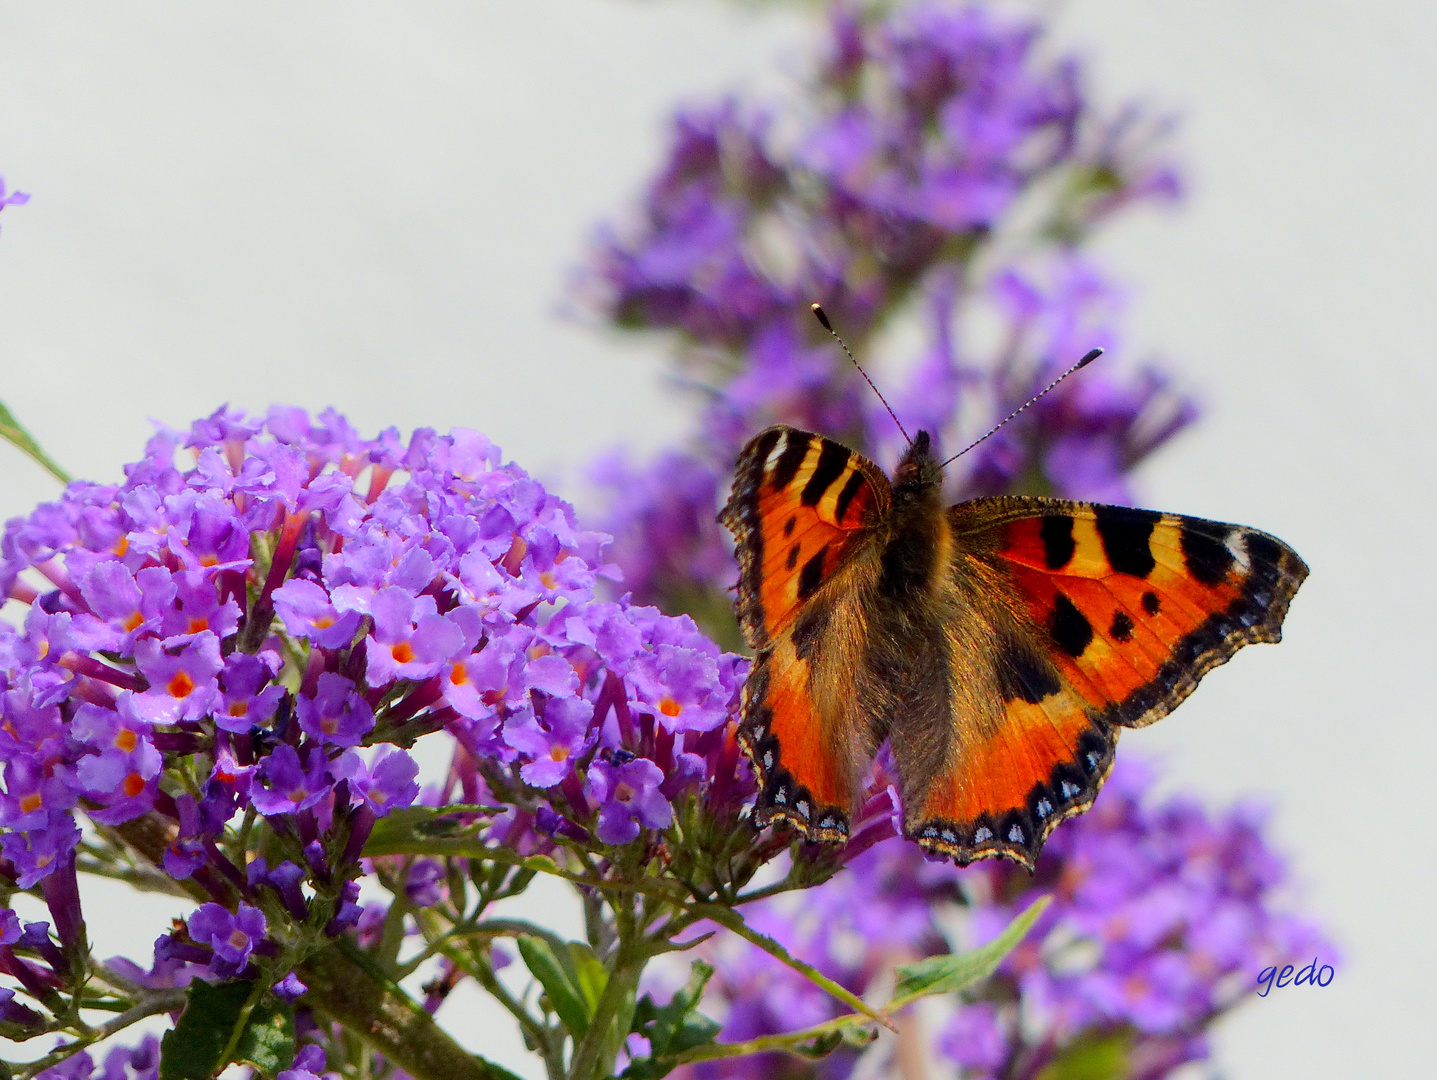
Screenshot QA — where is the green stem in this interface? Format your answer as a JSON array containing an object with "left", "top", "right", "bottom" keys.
[
  {"left": 0, "top": 398, "right": 72, "bottom": 485},
  {"left": 467, "top": 950, "right": 565, "bottom": 1080},
  {"left": 361, "top": 838, "right": 690, "bottom": 906},
  {"left": 688, "top": 902, "right": 894, "bottom": 1032},
  {"left": 666, "top": 1014, "right": 876, "bottom": 1068},
  {"left": 15, "top": 989, "right": 188, "bottom": 1080},
  {"left": 567, "top": 943, "right": 639, "bottom": 1080}
]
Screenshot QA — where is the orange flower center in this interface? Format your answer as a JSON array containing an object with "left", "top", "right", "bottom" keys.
[
  {"left": 391, "top": 642, "right": 415, "bottom": 664},
  {"left": 168, "top": 672, "right": 196, "bottom": 699},
  {"left": 658, "top": 697, "right": 682, "bottom": 718}
]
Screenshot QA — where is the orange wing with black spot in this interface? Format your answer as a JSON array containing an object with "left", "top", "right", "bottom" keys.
[
  {"left": 719, "top": 426, "right": 890, "bottom": 841},
  {"left": 901, "top": 496, "right": 1307, "bottom": 870}
]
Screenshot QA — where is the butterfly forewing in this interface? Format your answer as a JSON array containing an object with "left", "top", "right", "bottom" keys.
[
  {"left": 971, "top": 498, "right": 1308, "bottom": 729},
  {"left": 720, "top": 426, "right": 891, "bottom": 841},
  {"left": 900, "top": 497, "right": 1307, "bottom": 870}
]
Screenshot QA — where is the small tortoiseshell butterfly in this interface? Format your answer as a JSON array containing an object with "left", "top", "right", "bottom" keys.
[{"left": 719, "top": 320, "right": 1307, "bottom": 870}]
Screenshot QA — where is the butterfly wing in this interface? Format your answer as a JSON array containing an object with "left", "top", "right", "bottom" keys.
[
  {"left": 898, "top": 496, "right": 1308, "bottom": 869},
  {"left": 719, "top": 425, "right": 891, "bottom": 840}
]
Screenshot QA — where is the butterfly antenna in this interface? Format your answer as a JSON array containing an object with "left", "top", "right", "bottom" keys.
[
  {"left": 811, "top": 303, "right": 911, "bottom": 445},
  {"left": 939, "top": 348, "right": 1103, "bottom": 468}
]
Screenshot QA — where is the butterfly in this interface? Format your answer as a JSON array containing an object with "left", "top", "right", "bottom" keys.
[{"left": 718, "top": 424, "right": 1307, "bottom": 869}]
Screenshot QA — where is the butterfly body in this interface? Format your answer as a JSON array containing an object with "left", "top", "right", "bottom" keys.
[{"left": 720, "top": 425, "right": 1307, "bottom": 869}]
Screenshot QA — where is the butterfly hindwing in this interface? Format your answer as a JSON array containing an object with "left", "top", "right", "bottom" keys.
[
  {"left": 900, "top": 496, "right": 1307, "bottom": 870},
  {"left": 719, "top": 426, "right": 891, "bottom": 840}
]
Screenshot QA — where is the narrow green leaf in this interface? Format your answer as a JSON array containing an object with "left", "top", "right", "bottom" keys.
[
  {"left": 567, "top": 942, "right": 608, "bottom": 1014},
  {"left": 0, "top": 399, "right": 71, "bottom": 485},
  {"left": 362, "top": 804, "right": 494, "bottom": 850},
  {"left": 233, "top": 995, "right": 296, "bottom": 1078},
  {"left": 792, "top": 1030, "right": 844, "bottom": 1059},
  {"left": 159, "top": 979, "right": 254, "bottom": 1080},
  {"left": 887, "top": 895, "right": 1051, "bottom": 1010},
  {"left": 516, "top": 935, "right": 590, "bottom": 1039}
]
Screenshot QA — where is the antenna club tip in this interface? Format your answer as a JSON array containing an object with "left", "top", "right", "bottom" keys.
[
  {"left": 1076, "top": 347, "right": 1103, "bottom": 368},
  {"left": 810, "top": 303, "right": 833, "bottom": 331}
]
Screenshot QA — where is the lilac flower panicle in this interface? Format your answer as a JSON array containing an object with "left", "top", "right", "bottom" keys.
[
  {"left": 578, "top": 2, "right": 1197, "bottom": 610},
  {"left": 0, "top": 402, "right": 754, "bottom": 1055}
]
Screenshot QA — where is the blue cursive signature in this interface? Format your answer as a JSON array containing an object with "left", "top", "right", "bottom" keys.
[{"left": 1257, "top": 958, "right": 1333, "bottom": 996}]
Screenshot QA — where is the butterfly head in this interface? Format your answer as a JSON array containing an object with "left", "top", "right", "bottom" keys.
[{"left": 892, "top": 429, "right": 943, "bottom": 509}]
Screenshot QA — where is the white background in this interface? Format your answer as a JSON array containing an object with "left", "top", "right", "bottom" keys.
[{"left": 0, "top": 2, "right": 1432, "bottom": 1077}]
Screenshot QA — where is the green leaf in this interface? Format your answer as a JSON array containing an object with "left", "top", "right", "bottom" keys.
[
  {"left": 887, "top": 895, "right": 1051, "bottom": 1010},
  {"left": 159, "top": 979, "right": 296, "bottom": 1080},
  {"left": 1035, "top": 1032, "right": 1132, "bottom": 1080},
  {"left": 792, "top": 1030, "right": 844, "bottom": 1059},
  {"left": 161, "top": 980, "right": 252, "bottom": 1080},
  {"left": 233, "top": 995, "right": 296, "bottom": 1078},
  {"left": 567, "top": 942, "right": 609, "bottom": 1014},
  {"left": 362, "top": 804, "right": 494, "bottom": 850},
  {"left": 621, "top": 961, "right": 722, "bottom": 1080},
  {"left": 0, "top": 399, "right": 71, "bottom": 485},
  {"left": 516, "top": 935, "right": 591, "bottom": 1039}
]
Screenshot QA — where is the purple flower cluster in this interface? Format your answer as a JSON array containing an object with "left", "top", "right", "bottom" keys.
[
  {"left": 678, "top": 760, "right": 1333, "bottom": 1080},
  {"left": 0, "top": 404, "right": 747, "bottom": 1024},
  {"left": 31, "top": 1036, "right": 326, "bottom": 1080},
  {"left": 32, "top": 1035, "right": 160, "bottom": 1080},
  {"left": 577, "top": 2, "right": 1195, "bottom": 612}
]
